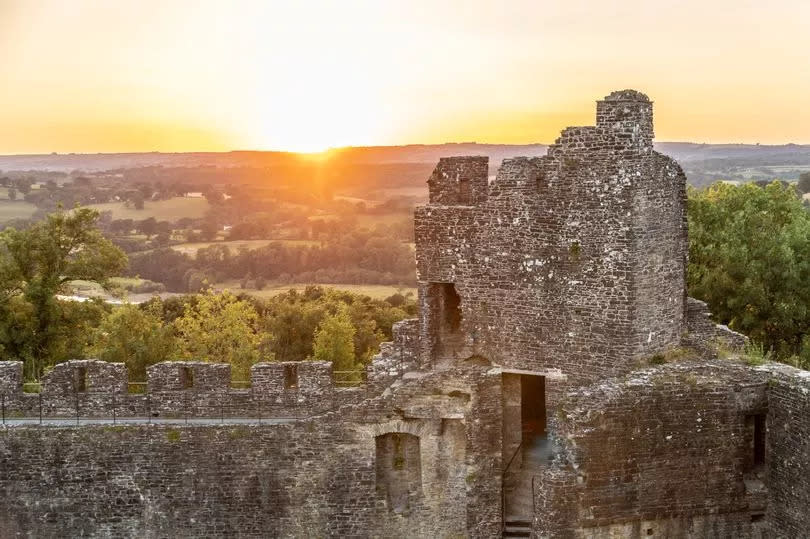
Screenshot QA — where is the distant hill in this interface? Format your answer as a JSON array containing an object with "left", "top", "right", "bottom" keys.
[
  {"left": 2, "top": 143, "right": 810, "bottom": 187},
  {"left": 656, "top": 142, "right": 810, "bottom": 165},
  {"left": 0, "top": 144, "right": 548, "bottom": 172}
]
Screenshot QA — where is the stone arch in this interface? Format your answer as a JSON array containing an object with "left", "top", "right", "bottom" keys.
[{"left": 370, "top": 420, "right": 429, "bottom": 439}]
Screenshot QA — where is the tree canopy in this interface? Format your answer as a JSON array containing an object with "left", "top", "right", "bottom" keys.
[
  {"left": 688, "top": 181, "right": 810, "bottom": 366},
  {"left": 174, "top": 290, "right": 269, "bottom": 380},
  {"left": 796, "top": 171, "right": 810, "bottom": 195},
  {"left": 0, "top": 208, "right": 127, "bottom": 378},
  {"left": 312, "top": 307, "right": 357, "bottom": 372},
  {"left": 88, "top": 300, "right": 175, "bottom": 383}
]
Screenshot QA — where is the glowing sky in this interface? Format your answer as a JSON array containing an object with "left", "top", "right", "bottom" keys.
[{"left": 1, "top": 0, "right": 809, "bottom": 153}]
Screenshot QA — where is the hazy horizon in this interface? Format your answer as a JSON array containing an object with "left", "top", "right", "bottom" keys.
[
  {"left": 2, "top": 0, "right": 809, "bottom": 154},
  {"left": 5, "top": 139, "right": 810, "bottom": 160}
]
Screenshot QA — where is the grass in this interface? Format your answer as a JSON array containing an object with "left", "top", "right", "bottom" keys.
[
  {"left": 742, "top": 341, "right": 772, "bottom": 366},
  {"left": 86, "top": 197, "right": 210, "bottom": 221},
  {"left": 375, "top": 186, "right": 428, "bottom": 199},
  {"left": 215, "top": 281, "right": 416, "bottom": 300},
  {"left": 356, "top": 212, "right": 413, "bottom": 227},
  {"left": 0, "top": 200, "right": 37, "bottom": 223},
  {"left": 646, "top": 346, "right": 692, "bottom": 366},
  {"left": 308, "top": 211, "right": 412, "bottom": 227}
]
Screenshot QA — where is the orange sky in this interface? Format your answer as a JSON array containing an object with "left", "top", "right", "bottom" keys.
[{"left": 1, "top": 0, "right": 809, "bottom": 154}]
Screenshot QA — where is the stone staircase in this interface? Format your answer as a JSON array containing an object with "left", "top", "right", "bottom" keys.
[{"left": 503, "top": 516, "right": 532, "bottom": 538}]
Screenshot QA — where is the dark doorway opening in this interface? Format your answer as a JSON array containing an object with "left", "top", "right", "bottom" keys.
[
  {"left": 439, "top": 283, "right": 461, "bottom": 333},
  {"left": 428, "top": 282, "right": 464, "bottom": 361},
  {"left": 283, "top": 364, "right": 298, "bottom": 390},
  {"left": 375, "top": 432, "right": 422, "bottom": 514},
  {"left": 521, "top": 375, "right": 546, "bottom": 441}
]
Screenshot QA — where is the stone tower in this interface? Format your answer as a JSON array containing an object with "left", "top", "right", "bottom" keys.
[{"left": 415, "top": 89, "right": 688, "bottom": 384}]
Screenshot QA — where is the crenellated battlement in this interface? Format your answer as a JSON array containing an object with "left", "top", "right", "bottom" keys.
[
  {"left": 0, "top": 359, "right": 360, "bottom": 419},
  {"left": 0, "top": 318, "right": 421, "bottom": 420}
]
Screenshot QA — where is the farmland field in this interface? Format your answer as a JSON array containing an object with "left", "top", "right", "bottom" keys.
[
  {"left": 171, "top": 239, "right": 321, "bottom": 256},
  {"left": 215, "top": 281, "right": 416, "bottom": 300},
  {"left": 86, "top": 197, "right": 210, "bottom": 221},
  {"left": 309, "top": 212, "right": 412, "bottom": 227},
  {"left": 0, "top": 200, "right": 37, "bottom": 223}
]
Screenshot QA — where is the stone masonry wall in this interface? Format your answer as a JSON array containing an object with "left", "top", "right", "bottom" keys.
[
  {"left": 0, "top": 361, "right": 502, "bottom": 538},
  {"left": 535, "top": 361, "right": 771, "bottom": 538},
  {"left": 765, "top": 365, "right": 810, "bottom": 537},
  {"left": 684, "top": 297, "right": 748, "bottom": 357},
  {"left": 414, "top": 90, "right": 687, "bottom": 383}
]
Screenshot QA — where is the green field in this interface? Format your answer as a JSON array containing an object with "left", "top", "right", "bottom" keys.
[
  {"left": 356, "top": 212, "right": 413, "bottom": 227},
  {"left": 216, "top": 281, "right": 416, "bottom": 300},
  {"left": 0, "top": 200, "right": 37, "bottom": 223},
  {"left": 376, "top": 186, "right": 428, "bottom": 199},
  {"left": 171, "top": 239, "right": 321, "bottom": 256},
  {"left": 86, "top": 197, "right": 210, "bottom": 221},
  {"left": 309, "top": 211, "right": 412, "bottom": 227}
]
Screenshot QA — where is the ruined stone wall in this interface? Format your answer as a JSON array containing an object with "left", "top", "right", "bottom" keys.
[
  {"left": 427, "top": 155, "right": 488, "bottom": 206},
  {"left": 765, "top": 366, "right": 810, "bottom": 537},
  {"left": 414, "top": 91, "right": 687, "bottom": 383},
  {"left": 0, "top": 361, "right": 501, "bottom": 538},
  {"left": 367, "top": 318, "right": 420, "bottom": 387},
  {"left": 684, "top": 297, "right": 748, "bottom": 357},
  {"left": 535, "top": 361, "right": 770, "bottom": 538}
]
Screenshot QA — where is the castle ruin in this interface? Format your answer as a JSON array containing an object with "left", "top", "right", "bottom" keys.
[{"left": 1, "top": 90, "right": 809, "bottom": 538}]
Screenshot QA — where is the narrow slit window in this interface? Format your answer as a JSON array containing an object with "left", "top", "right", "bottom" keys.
[
  {"left": 458, "top": 178, "right": 472, "bottom": 204},
  {"left": 753, "top": 414, "right": 766, "bottom": 467},
  {"left": 180, "top": 366, "right": 194, "bottom": 390},
  {"left": 744, "top": 413, "right": 766, "bottom": 472},
  {"left": 75, "top": 366, "right": 88, "bottom": 393}
]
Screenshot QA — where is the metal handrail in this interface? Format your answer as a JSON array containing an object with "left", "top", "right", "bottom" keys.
[
  {"left": 22, "top": 382, "right": 41, "bottom": 394},
  {"left": 501, "top": 440, "right": 524, "bottom": 533},
  {"left": 332, "top": 370, "right": 367, "bottom": 387},
  {"left": 503, "top": 440, "right": 523, "bottom": 474},
  {"left": 127, "top": 382, "right": 147, "bottom": 394}
]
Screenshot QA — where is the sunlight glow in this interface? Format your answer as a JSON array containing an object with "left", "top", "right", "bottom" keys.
[{"left": 1, "top": 0, "right": 809, "bottom": 153}]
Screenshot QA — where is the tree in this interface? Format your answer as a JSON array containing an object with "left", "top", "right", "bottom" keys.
[
  {"left": 15, "top": 179, "right": 32, "bottom": 195},
  {"left": 203, "top": 189, "right": 224, "bottom": 205},
  {"left": 7, "top": 187, "right": 16, "bottom": 201},
  {"left": 798, "top": 172, "right": 810, "bottom": 195},
  {"left": 137, "top": 217, "right": 157, "bottom": 238},
  {"left": 88, "top": 301, "right": 176, "bottom": 382},
  {"left": 174, "top": 290, "right": 269, "bottom": 379},
  {"left": 0, "top": 208, "right": 127, "bottom": 379},
  {"left": 200, "top": 219, "right": 219, "bottom": 241},
  {"left": 688, "top": 182, "right": 810, "bottom": 360},
  {"left": 312, "top": 307, "right": 357, "bottom": 372},
  {"left": 132, "top": 192, "right": 145, "bottom": 210}
]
